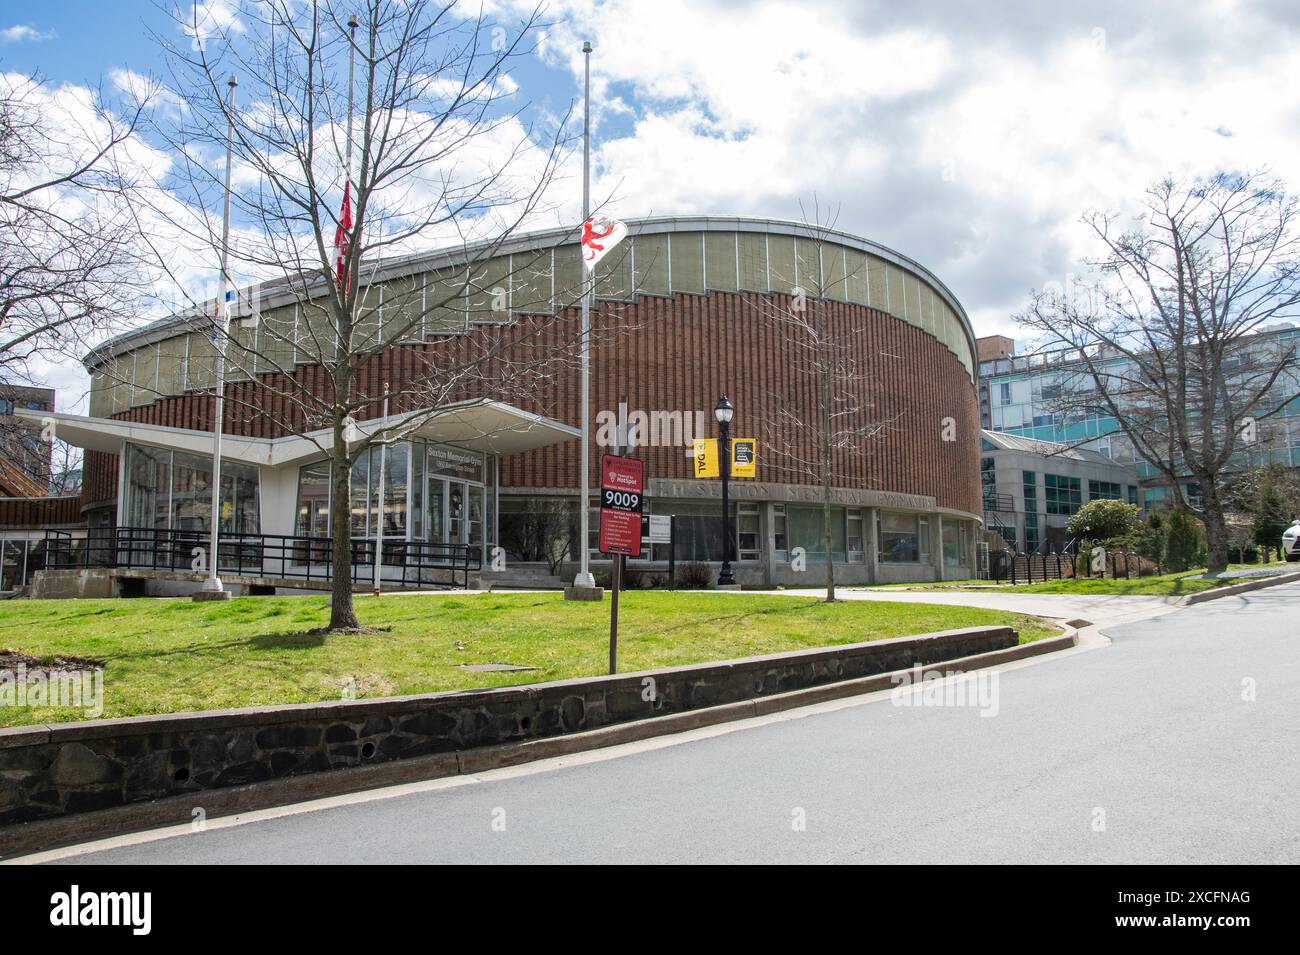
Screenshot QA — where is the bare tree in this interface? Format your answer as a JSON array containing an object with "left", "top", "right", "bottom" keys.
[
  {"left": 747, "top": 204, "right": 895, "bottom": 600},
  {"left": 1019, "top": 172, "right": 1300, "bottom": 572},
  {"left": 143, "top": 1, "right": 621, "bottom": 628},
  {"left": 1, "top": 73, "right": 152, "bottom": 469}
]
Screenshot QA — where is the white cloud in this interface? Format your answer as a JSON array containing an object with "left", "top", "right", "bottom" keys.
[
  {"left": 1, "top": 24, "right": 54, "bottom": 43},
  {"left": 108, "top": 68, "right": 189, "bottom": 119},
  {"left": 18, "top": 0, "right": 1300, "bottom": 406},
  {"left": 181, "top": 2, "right": 245, "bottom": 47},
  {"left": 524, "top": 0, "right": 1300, "bottom": 343}
]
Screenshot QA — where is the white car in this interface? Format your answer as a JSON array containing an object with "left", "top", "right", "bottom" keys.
[{"left": 1283, "top": 520, "right": 1300, "bottom": 561}]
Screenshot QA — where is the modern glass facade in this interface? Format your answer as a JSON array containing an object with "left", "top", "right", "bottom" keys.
[
  {"left": 122, "top": 443, "right": 260, "bottom": 534},
  {"left": 293, "top": 440, "right": 496, "bottom": 556},
  {"left": 980, "top": 326, "right": 1300, "bottom": 498}
]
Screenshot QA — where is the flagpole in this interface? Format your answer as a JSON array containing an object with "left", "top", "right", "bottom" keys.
[
  {"left": 330, "top": 13, "right": 357, "bottom": 609},
  {"left": 198, "top": 74, "right": 237, "bottom": 601},
  {"left": 345, "top": 14, "right": 358, "bottom": 182},
  {"left": 373, "top": 383, "right": 388, "bottom": 597},
  {"left": 572, "top": 39, "right": 597, "bottom": 593}
]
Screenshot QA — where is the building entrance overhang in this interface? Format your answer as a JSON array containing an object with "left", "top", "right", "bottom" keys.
[{"left": 19, "top": 399, "right": 579, "bottom": 468}]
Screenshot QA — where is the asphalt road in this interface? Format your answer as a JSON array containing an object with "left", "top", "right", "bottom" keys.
[{"left": 45, "top": 584, "right": 1300, "bottom": 864}]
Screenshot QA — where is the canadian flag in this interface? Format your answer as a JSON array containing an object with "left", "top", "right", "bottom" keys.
[
  {"left": 580, "top": 214, "right": 627, "bottom": 271},
  {"left": 333, "top": 181, "right": 353, "bottom": 293}
]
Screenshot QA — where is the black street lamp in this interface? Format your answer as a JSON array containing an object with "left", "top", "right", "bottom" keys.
[{"left": 715, "top": 395, "right": 735, "bottom": 587}]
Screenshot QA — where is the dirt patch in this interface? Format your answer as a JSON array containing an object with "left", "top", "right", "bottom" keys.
[
  {"left": 331, "top": 673, "right": 397, "bottom": 698},
  {"left": 0, "top": 648, "right": 106, "bottom": 672},
  {"left": 304, "top": 625, "right": 392, "bottom": 637}
]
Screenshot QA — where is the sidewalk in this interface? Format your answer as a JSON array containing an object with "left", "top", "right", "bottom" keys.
[{"left": 771, "top": 587, "right": 1181, "bottom": 629}]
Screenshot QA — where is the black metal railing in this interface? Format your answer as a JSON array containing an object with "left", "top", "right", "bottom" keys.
[
  {"left": 991, "top": 540, "right": 1163, "bottom": 585},
  {"left": 43, "top": 527, "right": 481, "bottom": 590},
  {"left": 982, "top": 492, "right": 1015, "bottom": 513}
]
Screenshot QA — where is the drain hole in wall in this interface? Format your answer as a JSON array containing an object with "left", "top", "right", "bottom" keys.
[
  {"left": 361, "top": 742, "right": 376, "bottom": 759},
  {"left": 173, "top": 767, "right": 190, "bottom": 783}
]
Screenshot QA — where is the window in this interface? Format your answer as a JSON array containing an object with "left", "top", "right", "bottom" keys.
[
  {"left": 126, "top": 445, "right": 171, "bottom": 530},
  {"left": 1023, "top": 471, "right": 1039, "bottom": 553},
  {"left": 295, "top": 461, "right": 331, "bottom": 538},
  {"left": 737, "top": 503, "right": 760, "bottom": 561},
  {"left": 124, "top": 442, "right": 259, "bottom": 535},
  {"left": 999, "top": 382, "right": 1011, "bottom": 405},
  {"left": 942, "top": 521, "right": 968, "bottom": 567},
  {"left": 773, "top": 504, "right": 787, "bottom": 561},
  {"left": 877, "top": 512, "right": 920, "bottom": 563},
  {"left": 981, "top": 457, "right": 998, "bottom": 507},
  {"left": 1088, "top": 479, "right": 1121, "bottom": 501},
  {"left": 785, "top": 505, "right": 847, "bottom": 562},
  {"left": 379, "top": 443, "right": 409, "bottom": 538},
  {"left": 846, "top": 509, "right": 864, "bottom": 563},
  {"left": 1044, "top": 473, "right": 1082, "bottom": 515},
  {"left": 650, "top": 501, "right": 746, "bottom": 562}
]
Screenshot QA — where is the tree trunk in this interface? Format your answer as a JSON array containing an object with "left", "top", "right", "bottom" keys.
[
  {"left": 329, "top": 418, "right": 359, "bottom": 629},
  {"left": 822, "top": 494, "right": 836, "bottom": 602},
  {"left": 820, "top": 366, "right": 835, "bottom": 602},
  {"left": 1201, "top": 482, "right": 1230, "bottom": 574}
]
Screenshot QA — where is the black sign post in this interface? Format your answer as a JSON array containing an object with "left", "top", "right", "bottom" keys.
[{"left": 599, "top": 420, "right": 643, "bottom": 674}]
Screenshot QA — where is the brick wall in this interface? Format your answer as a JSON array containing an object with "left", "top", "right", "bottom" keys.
[
  {"left": 0, "top": 496, "right": 81, "bottom": 528},
  {"left": 82, "top": 291, "right": 981, "bottom": 516}
]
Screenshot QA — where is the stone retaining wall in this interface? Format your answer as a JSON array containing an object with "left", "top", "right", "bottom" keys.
[{"left": 0, "top": 625, "right": 1016, "bottom": 825}]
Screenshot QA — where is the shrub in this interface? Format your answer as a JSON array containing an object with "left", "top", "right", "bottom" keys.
[
  {"left": 1066, "top": 499, "right": 1140, "bottom": 541},
  {"left": 676, "top": 561, "right": 713, "bottom": 589},
  {"left": 1163, "top": 509, "right": 1205, "bottom": 572},
  {"left": 1133, "top": 516, "right": 1165, "bottom": 561},
  {"left": 1250, "top": 474, "right": 1291, "bottom": 562},
  {"left": 1230, "top": 542, "right": 1259, "bottom": 564}
]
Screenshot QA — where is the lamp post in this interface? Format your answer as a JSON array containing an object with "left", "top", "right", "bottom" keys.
[{"left": 715, "top": 395, "right": 735, "bottom": 587}]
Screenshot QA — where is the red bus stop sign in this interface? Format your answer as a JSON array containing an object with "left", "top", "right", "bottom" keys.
[{"left": 598, "top": 453, "right": 644, "bottom": 557}]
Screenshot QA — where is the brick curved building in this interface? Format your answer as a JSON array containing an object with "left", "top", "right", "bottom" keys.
[{"left": 37, "top": 216, "right": 980, "bottom": 587}]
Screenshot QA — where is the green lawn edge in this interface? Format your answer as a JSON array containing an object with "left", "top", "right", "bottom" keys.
[{"left": 0, "top": 592, "right": 1058, "bottom": 728}]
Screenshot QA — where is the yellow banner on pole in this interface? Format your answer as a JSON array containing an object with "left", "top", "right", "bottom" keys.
[
  {"left": 692, "top": 438, "right": 719, "bottom": 478},
  {"left": 731, "top": 438, "right": 757, "bottom": 478}
]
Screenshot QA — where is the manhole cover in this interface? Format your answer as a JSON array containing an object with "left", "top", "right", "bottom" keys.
[{"left": 458, "top": 662, "right": 538, "bottom": 672}]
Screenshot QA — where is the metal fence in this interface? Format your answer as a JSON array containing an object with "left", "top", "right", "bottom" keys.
[
  {"left": 990, "top": 540, "right": 1163, "bottom": 585},
  {"left": 43, "top": 527, "right": 481, "bottom": 590}
]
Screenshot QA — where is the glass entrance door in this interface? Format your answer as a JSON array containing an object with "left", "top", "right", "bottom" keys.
[
  {"left": 468, "top": 485, "right": 483, "bottom": 552},
  {"left": 447, "top": 481, "right": 466, "bottom": 545}
]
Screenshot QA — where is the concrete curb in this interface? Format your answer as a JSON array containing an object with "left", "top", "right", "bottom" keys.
[
  {"left": 1177, "top": 570, "right": 1300, "bottom": 606},
  {"left": 1, "top": 630, "right": 1076, "bottom": 859}
]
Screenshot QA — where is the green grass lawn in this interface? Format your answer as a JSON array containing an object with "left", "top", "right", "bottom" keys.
[{"left": 0, "top": 592, "right": 1058, "bottom": 728}]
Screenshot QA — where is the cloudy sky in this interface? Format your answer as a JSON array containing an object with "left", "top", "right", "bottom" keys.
[{"left": 4, "top": 0, "right": 1300, "bottom": 411}]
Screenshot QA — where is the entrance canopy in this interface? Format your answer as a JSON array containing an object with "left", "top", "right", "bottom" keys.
[{"left": 20, "top": 398, "right": 578, "bottom": 468}]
